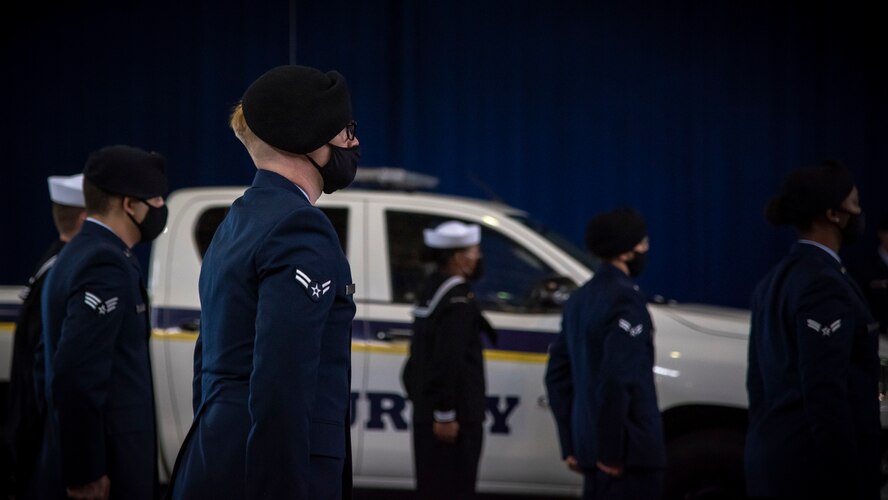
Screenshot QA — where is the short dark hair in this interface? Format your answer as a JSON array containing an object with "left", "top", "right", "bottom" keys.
[
  {"left": 432, "top": 248, "right": 459, "bottom": 270},
  {"left": 764, "top": 161, "right": 855, "bottom": 231},
  {"left": 51, "top": 203, "right": 84, "bottom": 235},
  {"left": 83, "top": 177, "right": 117, "bottom": 214}
]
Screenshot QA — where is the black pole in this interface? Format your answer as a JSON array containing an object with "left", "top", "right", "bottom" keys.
[{"left": 289, "top": 0, "right": 297, "bottom": 64}]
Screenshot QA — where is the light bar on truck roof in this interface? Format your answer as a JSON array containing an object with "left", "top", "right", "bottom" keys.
[{"left": 352, "top": 167, "right": 439, "bottom": 191}]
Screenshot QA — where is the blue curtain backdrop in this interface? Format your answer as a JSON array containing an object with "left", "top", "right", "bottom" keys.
[{"left": 1, "top": 0, "right": 885, "bottom": 309}]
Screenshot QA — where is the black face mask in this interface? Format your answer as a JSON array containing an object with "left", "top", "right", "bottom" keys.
[
  {"left": 627, "top": 251, "right": 647, "bottom": 277},
  {"left": 838, "top": 210, "right": 865, "bottom": 246},
  {"left": 306, "top": 144, "right": 360, "bottom": 194},
  {"left": 128, "top": 200, "right": 169, "bottom": 243}
]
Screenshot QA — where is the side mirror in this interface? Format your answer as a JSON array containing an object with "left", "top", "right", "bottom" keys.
[{"left": 528, "top": 276, "right": 577, "bottom": 312}]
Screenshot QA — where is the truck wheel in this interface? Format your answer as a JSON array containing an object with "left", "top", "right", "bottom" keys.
[{"left": 663, "top": 429, "right": 746, "bottom": 500}]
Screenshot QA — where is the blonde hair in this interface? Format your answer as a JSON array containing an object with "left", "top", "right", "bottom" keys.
[
  {"left": 229, "top": 102, "right": 253, "bottom": 145},
  {"left": 229, "top": 102, "right": 290, "bottom": 164}
]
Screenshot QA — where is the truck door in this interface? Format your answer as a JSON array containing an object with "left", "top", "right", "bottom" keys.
[
  {"left": 151, "top": 193, "right": 368, "bottom": 478},
  {"left": 356, "top": 202, "right": 582, "bottom": 494},
  {"left": 314, "top": 199, "right": 371, "bottom": 477}
]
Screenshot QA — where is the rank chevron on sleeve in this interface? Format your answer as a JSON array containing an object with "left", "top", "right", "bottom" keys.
[
  {"left": 84, "top": 291, "right": 118, "bottom": 315},
  {"left": 295, "top": 268, "right": 332, "bottom": 302},
  {"left": 618, "top": 318, "right": 644, "bottom": 337},
  {"left": 806, "top": 318, "right": 841, "bottom": 336}
]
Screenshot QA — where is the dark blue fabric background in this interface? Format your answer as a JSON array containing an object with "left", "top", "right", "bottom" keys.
[{"left": 2, "top": 0, "right": 885, "bottom": 309}]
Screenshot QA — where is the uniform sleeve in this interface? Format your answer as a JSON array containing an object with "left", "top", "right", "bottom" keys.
[
  {"left": 544, "top": 314, "right": 574, "bottom": 459},
  {"left": 52, "top": 260, "right": 130, "bottom": 487},
  {"left": 32, "top": 292, "right": 48, "bottom": 417},
  {"left": 745, "top": 288, "right": 765, "bottom": 417},
  {"left": 244, "top": 208, "right": 340, "bottom": 499},
  {"left": 400, "top": 342, "right": 417, "bottom": 400},
  {"left": 596, "top": 295, "right": 648, "bottom": 466},
  {"left": 33, "top": 333, "right": 46, "bottom": 415},
  {"left": 192, "top": 331, "right": 203, "bottom": 414},
  {"left": 425, "top": 300, "right": 474, "bottom": 422},
  {"left": 795, "top": 277, "right": 857, "bottom": 473}
]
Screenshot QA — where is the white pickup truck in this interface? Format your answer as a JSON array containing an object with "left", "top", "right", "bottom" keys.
[{"left": 2, "top": 169, "right": 885, "bottom": 499}]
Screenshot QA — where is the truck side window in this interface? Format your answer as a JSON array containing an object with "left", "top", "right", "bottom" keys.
[
  {"left": 194, "top": 206, "right": 348, "bottom": 260},
  {"left": 386, "top": 210, "right": 561, "bottom": 313},
  {"left": 319, "top": 207, "right": 348, "bottom": 253},
  {"left": 194, "top": 207, "right": 230, "bottom": 259}
]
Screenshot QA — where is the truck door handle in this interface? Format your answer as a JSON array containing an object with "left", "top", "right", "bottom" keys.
[
  {"left": 376, "top": 328, "right": 413, "bottom": 341},
  {"left": 179, "top": 318, "right": 200, "bottom": 332}
]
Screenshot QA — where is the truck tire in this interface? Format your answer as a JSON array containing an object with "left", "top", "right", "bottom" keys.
[{"left": 663, "top": 429, "right": 746, "bottom": 500}]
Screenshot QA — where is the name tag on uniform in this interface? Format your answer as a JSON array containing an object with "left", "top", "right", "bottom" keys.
[
  {"left": 345, "top": 283, "right": 356, "bottom": 296},
  {"left": 136, "top": 303, "right": 147, "bottom": 314},
  {"left": 870, "top": 279, "right": 888, "bottom": 290}
]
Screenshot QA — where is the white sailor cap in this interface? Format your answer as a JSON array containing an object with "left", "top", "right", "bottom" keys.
[
  {"left": 423, "top": 221, "right": 481, "bottom": 249},
  {"left": 47, "top": 173, "right": 86, "bottom": 207}
]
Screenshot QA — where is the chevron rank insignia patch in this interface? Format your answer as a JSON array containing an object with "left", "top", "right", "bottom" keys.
[
  {"left": 618, "top": 319, "right": 644, "bottom": 337},
  {"left": 806, "top": 318, "right": 841, "bottom": 337},
  {"left": 84, "top": 291, "right": 118, "bottom": 315},
  {"left": 295, "top": 269, "right": 331, "bottom": 303}
]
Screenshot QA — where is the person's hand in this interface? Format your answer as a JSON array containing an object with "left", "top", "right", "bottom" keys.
[
  {"left": 66, "top": 475, "right": 110, "bottom": 500},
  {"left": 433, "top": 421, "right": 459, "bottom": 443},
  {"left": 564, "top": 455, "right": 582, "bottom": 474},
  {"left": 596, "top": 461, "right": 624, "bottom": 477}
]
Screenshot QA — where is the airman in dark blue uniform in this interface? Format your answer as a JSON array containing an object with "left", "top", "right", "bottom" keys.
[
  {"left": 167, "top": 65, "right": 360, "bottom": 500},
  {"left": 5, "top": 174, "right": 85, "bottom": 499},
  {"left": 402, "top": 221, "right": 493, "bottom": 500},
  {"left": 545, "top": 208, "right": 666, "bottom": 500},
  {"left": 746, "top": 161, "right": 880, "bottom": 500},
  {"left": 849, "top": 212, "right": 888, "bottom": 336},
  {"left": 34, "top": 145, "right": 168, "bottom": 500}
]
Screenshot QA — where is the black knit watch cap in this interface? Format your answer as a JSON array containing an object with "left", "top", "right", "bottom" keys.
[
  {"left": 765, "top": 160, "right": 855, "bottom": 227},
  {"left": 241, "top": 65, "right": 352, "bottom": 154},
  {"left": 83, "top": 144, "right": 168, "bottom": 199},
  {"left": 585, "top": 207, "right": 647, "bottom": 259}
]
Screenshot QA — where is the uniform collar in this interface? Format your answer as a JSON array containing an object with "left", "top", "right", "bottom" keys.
[
  {"left": 82, "top": 218, "right": 130, "bottom": 252},
  {"left": 797, "top": 239, "right": 841, "bottom": 264},
  {"left": 595, "top": 261, "right": 631, "bottom": 282},
  {"left": 792, "top": 241, "right": 844, "bottom": 272},
  {"left": 252, "top": 169, "right": 311, "bottom": 204}
]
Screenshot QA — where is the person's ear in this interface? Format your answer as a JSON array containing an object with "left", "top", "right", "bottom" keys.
[
  {"left": 824, "top": 208, "right": 842, "bottom": 224},
  {"left": 122, "top": 196, "right": 139, "bottom": 217},
  {"left": 617, "top": 250, "right": 634, "bottom": 263}
]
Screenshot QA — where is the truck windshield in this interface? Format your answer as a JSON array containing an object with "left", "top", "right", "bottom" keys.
[{"left": 509, "top": 215, "right": 598, "bottom": 271}]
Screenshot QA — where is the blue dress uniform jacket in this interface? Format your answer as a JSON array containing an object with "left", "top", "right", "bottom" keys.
[
  {"left": 6, "top": 239, "right": 64, "bottom": 496},
  {"left": 168, "top": 170, "right": 356, "bottom": 500},
  {"left": 850, "top": 247, "right": 888, "bottom": 335},
  {"left": 34, "top": 221, "right": 157, "bottom": 499},
  {"left": 746, "top": 242, "right": 880, "bottom": 499},
  {"left": 545, "top": 263, "right": 665, "bottom": 470}
]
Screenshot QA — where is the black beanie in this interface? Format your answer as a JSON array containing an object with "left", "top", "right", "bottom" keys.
[
  {"left": 765, "top": 160, "right": 855, "bottom": 227},
  {"left": 83, "top": 144, "right": 168, "bottom": 199},
  {"left": 241, "top": 65, "right": 352, "bottom": 154},
  {"left": 585, "top": 207, "right": 647, "bottom": 259}
]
